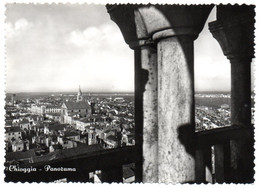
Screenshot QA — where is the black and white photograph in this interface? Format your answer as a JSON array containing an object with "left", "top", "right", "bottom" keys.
[{"left": 1, "top": 0, "right": 258, "bottom": 185}]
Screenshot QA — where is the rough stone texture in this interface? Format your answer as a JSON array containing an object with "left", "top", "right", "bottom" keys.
[
  {"left": 138, "top": 5, "right": 213, "bottom": 38},
  {"left": 107, "top": 5, "right": 213, "bottom": 183},
  {"left": 157, "top": 37, "right": 195, "bottom": 183},
  {"left": 209, "top": 18, "right": 254, "bottom": 60},
  {"left": 141, "top": 46, "right": 158, "bottom": 183},
  {"left": 230, "top": 60, "right": 251, "bottom": 126},
  {"left": 214, "top": 144, "right": 225, "bottom": 183},
  {"left": 209, "top": 6, "right": 255, "bottom": 183},
  {"left": 106, "top": 5, "right": 139, "bottom": 46},
  {"left": 195, "top": 149, "right": 205, "bottom": 183},
  {"left": 205, "top": 166, "right": 213, "bottom": 183},
  {"left": 229, "top": 59, "right": 254, "bottom": 183}
]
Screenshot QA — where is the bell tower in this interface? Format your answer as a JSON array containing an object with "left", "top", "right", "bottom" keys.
[{"left": 77, "top": 85, "right": 83, "bottom": 102}]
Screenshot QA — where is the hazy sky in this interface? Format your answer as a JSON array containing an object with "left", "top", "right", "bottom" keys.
[{"left": 5, "top": 4, "right": 231, "bottom": 93}]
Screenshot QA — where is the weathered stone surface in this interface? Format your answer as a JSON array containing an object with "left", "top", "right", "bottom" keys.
[
  {"left": 157, "top": 37, "right": 195, "bottom": 183},
  {"left": 107, "top": 5, "right": 213, "bottom": 183},
  {"left": 229, "top": 58, "right": 254, "bottom": 183},
  {"left": 209, "top": 11, "right": 255, "bottom": 59},
  {"left": 209, "top": 6, "right": 255, "bottom": 183},
  {"left": 214, "top": 144, "right": 225, "bottom": 183},
  {"left": 195, "top": 149, "right": 205, "bottom": 183},
  {"left": 230, "top": 59, "right": 252, "bottom": 126},
  {"left": 138, "top": 5, "right": 213, "bottom": 40},
  {"left": 141, "top": 46, "right": 158, "bottom": 183},
  {"left": 106, "top": 5, "right": 140, "bottom": 46}
]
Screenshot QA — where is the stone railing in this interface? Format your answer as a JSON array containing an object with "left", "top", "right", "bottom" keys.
[
  {"left": 195, "top": 125, "right": 253, "bottom": 183},
  {"left": 4, "top": 146, "right": 141, "bottom": 183},
  {"left": 5, "top": 125, "right": 252, "bottom": 183}
]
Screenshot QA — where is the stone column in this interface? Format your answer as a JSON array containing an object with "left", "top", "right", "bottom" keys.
[
  {"left": 155, "top": 33, "right": 196, "bottom": 183},
  {"left": 107, "top": 5, "right": 213, "bottom": 183},
  {"left": 131, "top": 41, "right": 158, "bottom": 183},
  {"left": 107, "top": 5, "right": 159, "bottom": 183},
  {"left": 230, "top": 58, "right": 252, "bottom": 126},
  {"left": 131, "top": 40, "right": 158, "bottom": 182},
  {"left": 149, "top": 5, "right": 213, "bottom": 183},
  {"left": 209, "top": 6, "right": 255, "bottom": 182}
]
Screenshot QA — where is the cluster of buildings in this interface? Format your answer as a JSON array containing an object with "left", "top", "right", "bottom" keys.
[
  {"left": 6, "top": 88, "right": 236, "bottom": 182},
  {"left": 195, "top": 93, "right": 231, "bottom": 98},
  {"left": 5, "top": 87, "right": 135, "bottom": 168},
  {"left": 195, "top": 104, "right": 231, "bottom": 131}
]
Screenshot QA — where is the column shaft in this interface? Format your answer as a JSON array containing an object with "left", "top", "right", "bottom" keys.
[
  {"left": 229, "top": 58, "right": 254, "bottom": 183},
  {"left": 230, "top": 59, "right": 251, "bottom": 126},
  {"left": 140, "top": 46, "right": 158, "bottom": 183},
  {"left": 214, "top": 144, "right": 225, "bottom": 183},
  {"left": 157, "top": 36, "right": 195, "bottom": 183},
  {"left": 134, "top": 49, "right": 143, "bottom": 183}
]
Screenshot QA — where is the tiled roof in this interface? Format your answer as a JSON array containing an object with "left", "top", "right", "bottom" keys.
[
  {"left": 64, "top": 131, "right": 79, "bottom": 137},
  {"left": 5, "top": 117, "right": 14, "bottom": 121},
  {"left": 32, "top": 144, "right": 103, "bottom": 163},
  {"left": 77, "top": 118, "right": 92, "bottom": 123},
  {"left": 5, "top": 121, "right": 12, "bottom": 126},
  {"left": 51, "top": 144, "right": 62, "bottom": 150},
  {"left": 67, "top": 112, "right": 79, "bottom": 116},
  {"left": 30, "top": 115, "right": 39, "bottom": 118},
  {"left": 29, "top": 115, "right": 39, "bottom": 121},
  {"left": 46, "top": 124, "right": 65, "bottom": 131},
  {"left": 20, "top": 119, "right": 29, "bottom": 124},
  {"left": 46, "top": 105, "right": 60, "bottom": 109},
  {"left": 106, "top": 135, "right": 117, "bottom": 142},
  {"left": 63, "top": 102, "right": 90, "bottom": 110},
  {"left": 12, "top": 139, "right": 24, "bottom": 145},
  {"left": 5, "top": 149, "right": 36, "bottom": 162},
  {"left": 5, "top": 126, "right": 22, "bottom": 133},
  {"left": 45, "top": 113, "right": 61, "bottom": 116},
  {"left": 104, "top": 129, "right": 112, "bottom": 133}
]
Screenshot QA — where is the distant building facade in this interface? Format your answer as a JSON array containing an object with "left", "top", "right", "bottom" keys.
[
  {"left": 30, "top": 104, "right": 61, "bottom": 116},
  {"left": 61, "top": 87, "right": 92, "bottom": 124}
]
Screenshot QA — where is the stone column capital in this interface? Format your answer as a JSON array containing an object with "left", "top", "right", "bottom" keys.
[
  {"left": 209, "top": 13, "right": 255, "bottom": 61},
  {"left": 137, "top": 5, "right": 213, "bottom": 41},
  {"left": 107, "top": 5, "right": 214, "bottom": 47},
  {"left": 106, "top": 4, "right": 153, "bottom": 50}
]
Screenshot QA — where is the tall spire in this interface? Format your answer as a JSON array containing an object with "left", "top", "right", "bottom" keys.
[
  {"left": 77, "top": 85, "right": 83, "bottom": 102},
  {"left": 78, "top": 85, "right": 82, "bottom": 95}
]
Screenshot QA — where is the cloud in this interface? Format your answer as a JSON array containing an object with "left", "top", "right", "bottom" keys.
[
  {"left": 193, "top": 7, "right": 231, "bottom": 92},
  {"left": 67, "top": 23, "right": 124, "bottom": 50},
  {"left": 5, "top": 4, "right": 233, "bottom": 93},
  {"left": 6, "top": 18, "right": 33, "bottom": 39},
  {"left": 62, "top": 23, "right": 134, "bottom": 92},
  {"left": 5, "top": 13, "right": 134, "bottom": 93},
  {"left": 194, "top": 57, "right": 231, "bottom": 91}
]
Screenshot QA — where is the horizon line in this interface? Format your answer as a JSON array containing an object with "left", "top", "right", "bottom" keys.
[
  {"left": 5, "top": 91, "right": 135, "bottom": 94},
  {"left": 5, "top": 90, "right": 233, "bottom": 94}
]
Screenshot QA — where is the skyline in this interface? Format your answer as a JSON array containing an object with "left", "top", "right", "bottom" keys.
[
  {"left": 5, "top": 91, "right": 233, "bottom": 94},
  {"left": 5, "top": 4, "right": 249, "bottom": 93}
]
